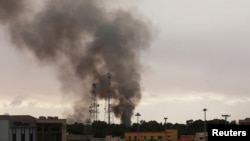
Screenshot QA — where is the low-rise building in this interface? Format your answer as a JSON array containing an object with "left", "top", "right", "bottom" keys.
[
  {"left": 0, "top": 115, "right": 66, "bottom": 141},
  {"left": 66, "top": 134, "right": 93, "bottom": 141},
  {"left": 124, "top": 129, "right": 178, "bottom": 141},
  {"left": 178, "top": 135, "right": 195, "bottom": 141},
  {"left": 194, "top": 132, "right": 207, "bottom": 141},
  {"left": 37, "top": 116, "right": 67, "bottom": 141},
  {"left": 239, "top": 118, "right": 250, "bottom": 125},
  {"left": 0, "top": 115, "right": 37, "bottom": 141}
]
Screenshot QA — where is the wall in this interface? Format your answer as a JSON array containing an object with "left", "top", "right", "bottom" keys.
[{"left": 0, "top": 120, "right": 9, "bottom": 141}]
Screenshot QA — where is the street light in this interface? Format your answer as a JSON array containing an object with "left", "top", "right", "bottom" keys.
[
  {"left": 164, "top": 117, "right": 168, "bottom": 131},
  {"left": 202, "top": 108, "right": 207, "bottom": 141},
  {"left": 222, "top": 114, "right": 231, "bottom": 124},
  {"left": 135, "top": 113, "right": 141, "bottom": 141}
]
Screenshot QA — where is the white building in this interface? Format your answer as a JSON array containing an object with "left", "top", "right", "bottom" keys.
[
  {"left": 0, "top": 115, "right": 66, "bottom": 141},
  {"left": 0, "top": 115, "right": 37, "bottom": 141}
]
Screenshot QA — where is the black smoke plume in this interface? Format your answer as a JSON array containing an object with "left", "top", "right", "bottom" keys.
[
  {"left": 0, "top": 0, "right": 152, "bottom": 126},
  {"left": 0, "top": 0, "right": 25, "bottom": 23}
]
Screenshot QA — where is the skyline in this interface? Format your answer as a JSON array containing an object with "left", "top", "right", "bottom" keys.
[{"left": 1, "top": 0, "right": 250, "bottom": 124}]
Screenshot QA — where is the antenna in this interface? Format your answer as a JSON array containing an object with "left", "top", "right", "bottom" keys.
[
  {"left": 89, "top": 83, "right": 99, "bottom": 123},
  {"left": 104, "top": 72, "right": 113, "bottom": 124}
]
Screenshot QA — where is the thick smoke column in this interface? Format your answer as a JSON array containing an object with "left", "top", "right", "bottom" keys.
[
  {"left": 0, "top": 0, "right": 152, "bottom": 126},
  {"left": 0, "top": 0, "right": 25, "bottom": 23}
]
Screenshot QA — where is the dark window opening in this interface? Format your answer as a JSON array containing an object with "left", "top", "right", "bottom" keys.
[
  {"left": 12, "top": 134, "right": 16, "bottom": 141},
  {"left": 30, "top": 134, "right": 33, "bottom": 141},
  {"left": 21, "top": 134, "right": 25, "bottom": 141}
]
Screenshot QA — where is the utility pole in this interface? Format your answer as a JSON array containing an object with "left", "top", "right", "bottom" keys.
[
  {"left": 202, "top": 108, "right": 207, "bottom": 141},
  {"left": 135, "top": 113, "right": 141, "bottom": 141},
  {"left": 164, "top": 117, "right": 168, "bottom": 131}
]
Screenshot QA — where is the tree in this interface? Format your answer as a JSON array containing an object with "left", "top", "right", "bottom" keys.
[{"left": 67, "top": 122, "right": 85, "bottom": 135}]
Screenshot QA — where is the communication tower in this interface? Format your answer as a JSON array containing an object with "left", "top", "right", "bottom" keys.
[
  {"left": 104, "top": 72, "right": 114, "bottom": 124},
  {"left": 89, "top": 83, "right": 99, "bottom": 123}
]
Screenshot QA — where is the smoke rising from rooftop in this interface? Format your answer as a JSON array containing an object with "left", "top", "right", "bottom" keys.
[{"left": 0, "top": 0, "right": 152, "bottom": 126}]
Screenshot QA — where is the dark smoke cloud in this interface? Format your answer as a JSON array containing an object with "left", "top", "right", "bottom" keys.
[
  {"left": 1, "top": 0, "right": 152, "bottom": 126},
  {"left": 0, "top": 0, "right": 25, "bottom": 23}
]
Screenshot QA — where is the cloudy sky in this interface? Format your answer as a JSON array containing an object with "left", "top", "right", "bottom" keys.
[{"left": 1, "top": 0, "right": 250, "bottom": 124}]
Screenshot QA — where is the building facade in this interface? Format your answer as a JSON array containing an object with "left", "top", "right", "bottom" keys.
[
  {"left": 0, "top": 115, "right": 66, "bottom": 141},
  {"left": 194, "top": 132, "right": 207, "bottom": 141},
  {"left": 178, "top": 135, "right": 195, "bottom": 141},
  {"left": 0, "top": 115, "right": 37, "bottom": 141},
  {"left": 124, "top": 129, "right": 178, "bottom": 141},
  {"left": 36, "top": 116, "right": 67, "bottom": 141},
  {"left": 239, "top": 118, "right": 250, "bottom": 125}
]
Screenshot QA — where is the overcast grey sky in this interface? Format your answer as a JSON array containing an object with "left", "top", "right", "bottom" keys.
[{"left": 1, "top": 0, "right": 250, "bottom": 124}]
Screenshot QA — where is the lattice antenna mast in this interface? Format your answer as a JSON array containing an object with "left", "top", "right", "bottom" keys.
[
  {"left": 104, "top": 72, "right": 114, "bottom": 124},
  {"left": 89, "top": 83, "right": 99, "bottom": 123}
]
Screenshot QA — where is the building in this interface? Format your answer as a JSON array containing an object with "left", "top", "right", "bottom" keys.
[
  {"left": 37, "top": 116, "right": 67, "bottom": 141},
  {"left": 178, "top": 135, "right": 195, "bottom": 141},
  {"left": 66, "top": 134, "right": 93, "bottom": 141},
  {"left": 105, "top": 135, "right": 123, "bottom": 141},
  {"left": 124, "top": 129, "right": 178, "bottom": 141},
  {"left": 239, "top": 118, "right": 250, "bottom": 125},
  {"left": 0, "top": 115, "right": 37, "bottom": 141},
  {"left": 194, "top": 132, "right": 207, "bottom": 141},
  {"left": 0, "top": 115, "right": 66, "bottom": 141}
]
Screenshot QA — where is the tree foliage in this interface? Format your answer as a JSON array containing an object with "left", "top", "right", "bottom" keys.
[{"left": 67, "top": 119, "right": 233, "bottom": 137}]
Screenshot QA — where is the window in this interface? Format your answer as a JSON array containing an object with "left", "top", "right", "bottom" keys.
[
  {"left": 21, "top": 134, "right": 25, "bottom": 141},
  {"left": 12, "top": 128, "right": 16, "bottom": 141},
  {"left": 51, "top": 126, "right": 60, "bottom": 131},
  {"left": 30, "top": 134, "right": 33, "bottom": 141},
  {"left": 12, "top": 134, "right": 16, "bottom": 141}
]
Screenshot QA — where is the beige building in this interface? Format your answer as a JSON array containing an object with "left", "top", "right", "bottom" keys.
[
  {"left": 124, "top": 129, "right": 178, "bottom": 141},
  {"left": 194, "top": 132, "right": 207, "bottom": 141}
]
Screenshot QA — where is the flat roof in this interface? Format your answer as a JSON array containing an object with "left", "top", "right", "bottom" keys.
[{"left": 0, "top": 115, "right": 36, "bottom": 122}]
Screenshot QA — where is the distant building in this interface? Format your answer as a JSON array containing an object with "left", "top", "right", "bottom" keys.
[
  {"left": 178, "top": 135, "right": 195, "bottom": 141},
  {"left": 67, "top": 134, "right": 93, "bottom": 141},
  {"left": 239, "top": 118, "right": 250, "bottom": 125},
  {"left": 105, "top": 135, "right": 123, "bottom": 141},
  {"left": 194, "top": 132, "right": 207, "bottom": 141},
  {"left": 66, "top": 135, "right": 123, "bottom": 141},
  {"left": 124, "top": 129, "right": 178, "bottom": 141},
  {"left": 0, "top": 115, "right": 66, "bottom": 141}
]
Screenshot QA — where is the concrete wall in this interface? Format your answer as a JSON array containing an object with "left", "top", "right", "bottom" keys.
[{"left": 0, "top": 120, "right": 9, "bottom": 141}]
